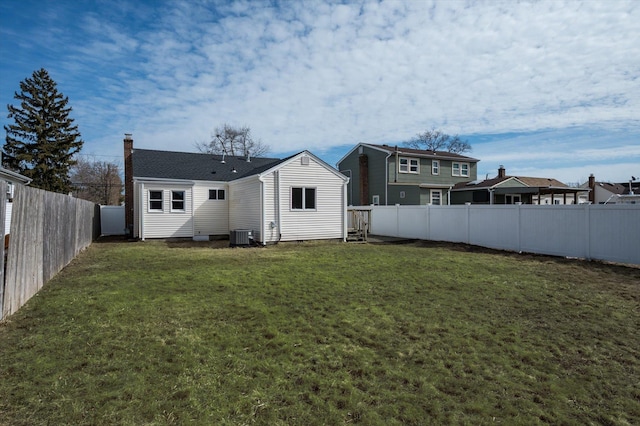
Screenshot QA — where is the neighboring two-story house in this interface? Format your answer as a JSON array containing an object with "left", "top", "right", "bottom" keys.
[{"left": 337, "top": 143, "right": 479, "bottom": 206}]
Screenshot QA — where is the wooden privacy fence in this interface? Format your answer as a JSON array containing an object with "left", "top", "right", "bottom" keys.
[
  {"left": 1, "top": 184, "right": 100, "bottom": 320},
  {"left": 354, "top": 204, "right": 640, "bottom": 266}
]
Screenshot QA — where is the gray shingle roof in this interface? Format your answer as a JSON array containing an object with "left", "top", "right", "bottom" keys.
[{"left": 132, "top": 149, "right": 283, "bottom": 182}]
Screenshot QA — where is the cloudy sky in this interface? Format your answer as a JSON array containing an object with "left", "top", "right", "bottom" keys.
[{"left": 1, "top": 0, "right": 639, "bottom": 184}]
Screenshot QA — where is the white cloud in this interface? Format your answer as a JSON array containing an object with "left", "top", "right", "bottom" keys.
[{"left": 1, "top": 0, "right": 639, "bottom": 184}]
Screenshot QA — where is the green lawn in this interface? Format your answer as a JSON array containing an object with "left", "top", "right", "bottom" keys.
[{"left": 1, "top": 239, "right": 638, "bottom": 425}]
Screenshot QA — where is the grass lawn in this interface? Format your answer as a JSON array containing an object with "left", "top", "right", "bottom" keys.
[{"left": 0, "top": 239, "right": 638, "bottom": 425}]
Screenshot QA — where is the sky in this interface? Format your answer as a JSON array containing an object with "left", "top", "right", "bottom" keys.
[{"left": 1, "top": 0, "right": 639, "bottom": 185}]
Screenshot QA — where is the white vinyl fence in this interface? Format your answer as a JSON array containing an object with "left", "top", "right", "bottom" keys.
[{"left": 360, "top": 204, "right": 640, "bottom": 265}]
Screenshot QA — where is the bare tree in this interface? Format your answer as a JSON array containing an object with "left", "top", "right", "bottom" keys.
[
  {"left": 195, "top": 124, "right": 270, "bottom": 158},
  {"left": 71, "top": 157, "right": 123, "bottom": 205},
  {"left": 405, "top": 128, "right": 472, "bottom": 154}
]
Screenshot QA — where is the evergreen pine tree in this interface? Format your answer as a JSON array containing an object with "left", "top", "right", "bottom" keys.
[{"left": 3, "top": 68, "right": 84, "bottom": 193}]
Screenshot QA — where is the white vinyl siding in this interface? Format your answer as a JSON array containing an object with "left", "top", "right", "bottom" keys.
[
  {"left": 193, "top": 181, "right": 229, "bottom": 236},
  {"left": 139, "top": 184, "right": 194, "bottom": 239},
  {"left": 228, "top": 176, "right": 262, "bottom": 236},
  {"left": 270, "top": 155, "right": 345, "bottom": 242}
]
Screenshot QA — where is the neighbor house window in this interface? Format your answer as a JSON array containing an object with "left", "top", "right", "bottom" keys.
[
  {"left": 291, "top": 187, "right": 316, "bottom": 210},
  {"left": 149, "top": 190, "right": 163, "bottom": 211},
  {"left": 399, "top": 157, "right": 419, "bottom": 174},
  {"left": 452, "top": 162, "right": 469, "bottom": 177},
  {"left": 431, "top": 190, "right": 442, "bottom": 205},
  {"left": 171, "top": 190, "right": 185, "bottom": 211},
  {"left": 372, "top": 195, "right": 380, "bottom": 205},
  {"left": 432, "top": 160, "right": 439, "bottom": 175},
  {"left": 209, "top": 189, "right": 225, "bottom": 200}
]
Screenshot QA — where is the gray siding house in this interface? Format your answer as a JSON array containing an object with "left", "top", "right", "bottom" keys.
[{"left": 337, "top": 143, "right": 479, "bottom": 206}]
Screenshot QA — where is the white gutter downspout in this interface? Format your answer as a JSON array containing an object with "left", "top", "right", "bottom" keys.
[
  {"left": 260, "top": 178, "right": 266, "bottom": 246},
  {"left": 384, "top": 152, "right": 392, "bottom": 205},
  {"left": 340, "top": 169, "right": 352, "bottom": 205},
  {"left": 276, "top": 170, "right": 282, "bottom": 243},
  {"left": 139, "top": 182, "right": 145, "bottom": 241},
  {"left": 447, "top": 185, "right": 453, "bottom": 205},
  {"left": 343, "top": 177, "right": 349, "bottom": 241}
]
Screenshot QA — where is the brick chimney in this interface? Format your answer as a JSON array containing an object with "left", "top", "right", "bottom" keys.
[
  {"left": 123, "top": 134, "right": 134, "bottom": 237},
  {"left": 588, "top": 174, "right": 595, "bottom": 204},
  {"left": 498, "top": 165, "right": 506, "bottom": 178},
  {"left": 359, "top": 153, "right": 369, "bottom": 206}
]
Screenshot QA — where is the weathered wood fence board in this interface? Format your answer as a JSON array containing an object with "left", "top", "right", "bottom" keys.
[{"left": 1, "top": 185, "right": 98, "bottom": 320}]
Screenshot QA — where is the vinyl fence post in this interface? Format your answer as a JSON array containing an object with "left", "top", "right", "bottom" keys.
[
  {"left": 465, "top": 202, "right": 471, "bottom": 245},
  {"left": 0, "top": 181, "right": 6, "bottom": 320},
  {"left": 585, "top": 204, "right": 591, "bottom": 261}
]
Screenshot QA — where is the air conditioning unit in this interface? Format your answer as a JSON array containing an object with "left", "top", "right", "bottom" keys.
[{"left": 230, "top": 229, "right": 253, "bottom": 247}]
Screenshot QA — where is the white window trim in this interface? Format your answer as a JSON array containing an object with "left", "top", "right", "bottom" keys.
[
  {"left": 399, "top": 157, "right": 419, "bottom": 174},
  {"left": 372, "top": 195, "right": 380, "bottom": 205},
  {"left": 209, "top": 188, "right": 226, "bottom": 200},
  {"left": 452, "top": 162, "right": 470, "bottom": 177},
  {"left": 148, "top": 190, "right": 163, "bottom": 212},
  {"left": 430, "top": 189, "right": 442, "bottom": 205},
  {"left": 171, "top": 190, "right": 186, "bottom": 212},
  {"left": 291, "top": 187, "right": 317, "bottom": 211},
  {"left": 432, "top": 160, "right": 439, "bottom": 175}
]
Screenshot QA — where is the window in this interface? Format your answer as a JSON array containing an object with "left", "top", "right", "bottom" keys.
[
  {"left": 452, "top": 162, "right": 470, "bottom": 177},
  {"left": 432, "top": 160, "right": 439, "bottom": 175},
  {"left": 209, "top": 189, "right": 225, "bottom": 200},
  {"left": 171, "top": 191, "right": 185, "bottom": 211},
  {"left": 431, "top": 190, "right": 442, "bottom": 205},
  {"left": 399, "top": 157, "right": 419, "bottom": 174},
  {"left": 400, "top": 191, "right": 406, "bottom": 199},
  {"left": 291, "top": 187, "right": 316, "bottom": 210},
  {"left": 372, "top": 195, "right": 380, "bottom": 205},
  {"left": 505, "top": 194, "right": 521, "bottom": 204},
  {"left": 149, "top": 190, "right": 163, "bottom": 211}
]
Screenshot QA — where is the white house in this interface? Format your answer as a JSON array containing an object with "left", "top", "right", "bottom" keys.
[
  {"left": 124, "top": 136, "right": 350, "bottom": 243},
  {"left": 1, "top": 166, "right": 32, "bottom": 236},
  {"left": 582, "top": 174, "right": 640, "bottom": 204}
]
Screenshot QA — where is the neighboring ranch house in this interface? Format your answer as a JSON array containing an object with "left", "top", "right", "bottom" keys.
[
  {"left": 123, "top": 136, "right": 349, "bottom": 243},
  {"left": 337, "top": 143, "right": 479, "bottom": 206},
  {"left": 582, "top": 174, "right": 640, "bottom": 204},
  {"left": 451, "top": 166, "right": 585, "bottom": 205}
]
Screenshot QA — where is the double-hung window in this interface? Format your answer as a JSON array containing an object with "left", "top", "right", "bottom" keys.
[
  {"left": 430, "top": 190, "right": 442, "bottom": 205},
  {"left": 452, "top": 162, "right": 469, "bottom": 177},
  {"left": 432, "top": 160, "right": 439, "bottom": 175},
  {"left": 209, "top": 189, "right": 225, "bottom": 200},
  {"left": 149, "top": 190, "right": 163, "bottom": 211},
  {"left": 291, "top": 187, "right": 316, "bottom": 210},
  {"left": 171, "top": 190, "right": 185, "bottom": 211},
  {"left": 399, "top": 157, "right": 419, "bottom": 174}
]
